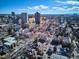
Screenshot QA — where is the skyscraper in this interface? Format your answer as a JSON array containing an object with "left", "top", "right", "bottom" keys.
[
  {"left": 21, "top": 13, "right": 28, "bottom": 23},
  {"left": 11, "top": 12, "right": 15, "bottom": 16},
  {"left": 35, "top": 12, "right": 40, "bottom": 24},
  {"left": 11, "top": 12, "right": 16, "bottom": 24}
]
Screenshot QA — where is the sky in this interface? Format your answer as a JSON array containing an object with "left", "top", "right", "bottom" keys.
[{"left": 0, "top": 0, "right": 79, "bottom": 14}]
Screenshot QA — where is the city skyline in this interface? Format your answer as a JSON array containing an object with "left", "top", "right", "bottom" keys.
[{"left": 0, "top": 0, "right": 79, "bottom": 14}]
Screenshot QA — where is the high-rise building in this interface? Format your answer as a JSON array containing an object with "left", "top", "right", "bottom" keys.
[
  {"left": 21, "top": 13, "right": 28, "bottom": 23},
  {"left": 11, "top": 12, "right": 15, "bottom": 16},
  {"left": 35, "top": 12, "right": 40, "bottom": 24},
  {"left": 11, "top": 12, "right": 16, "bottom": 24}
]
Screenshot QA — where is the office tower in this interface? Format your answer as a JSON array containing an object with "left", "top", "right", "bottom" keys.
[
  {"left": 11, "top": 12, "right": 16, "bottom": 24},
  {"left": 35, "top": 12, "right": 40, "bottom": 24},
  {"left": 21, "top": 13, "right": 28, "bottom": 23},
  {"left": 11, "top": 12, "right": 15, "bottom": 16}
]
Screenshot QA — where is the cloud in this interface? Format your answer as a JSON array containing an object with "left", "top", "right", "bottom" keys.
[
  {"left": 15, "top": 5, "right": 79, "bottom": 14},
  {"left": 56, "top": 1, "right": 79, "bottom": 5},
  {"left": 15, "top": 9, "right": 27, "bottom": 11},
  {"left": 28, "top": 5, "right": 49, "bottom": 10},
  {"left": 67, "top": 6, "right": 79, "bottom": 10},
  {"left": 52, "top": 6, "right": 79, "bottom": 11},
  {"left": 52, "top": 7, "right": 65, "bottom": 11},
  {"left": 55, "top": 0, "right": 79, "bottom": 11}
]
